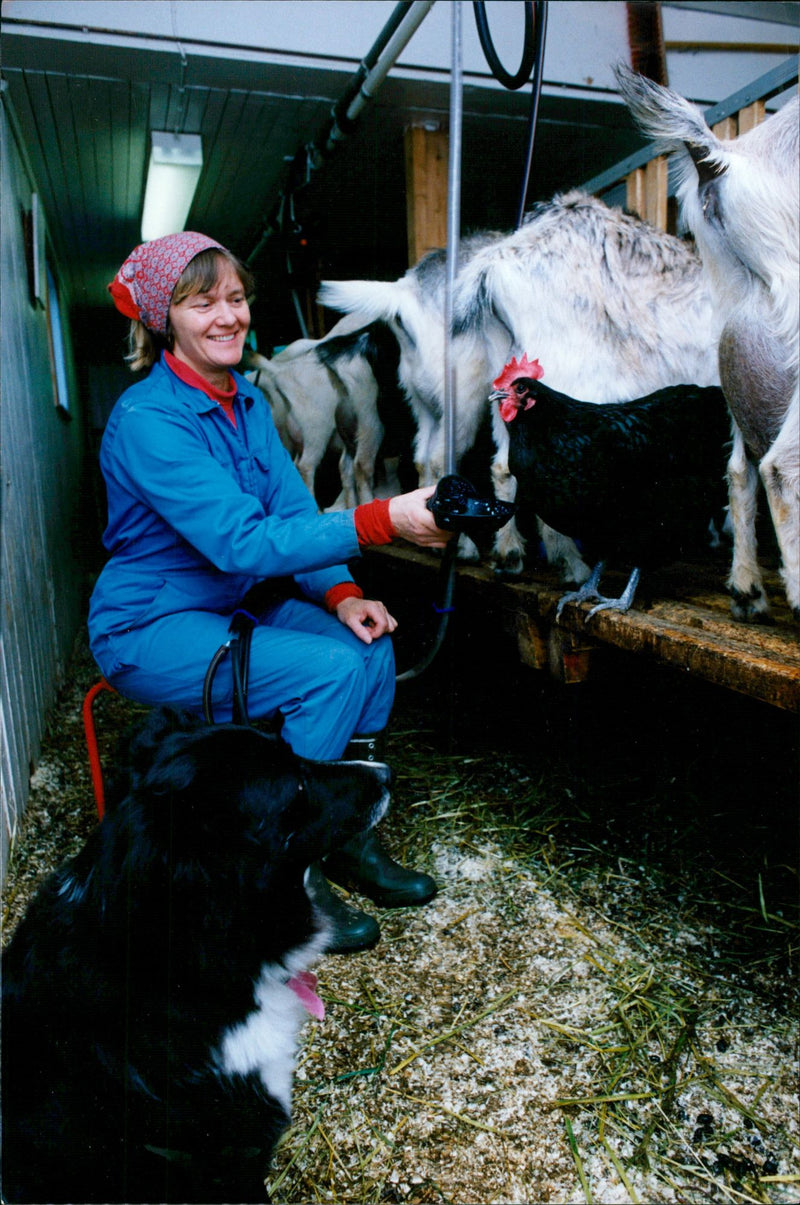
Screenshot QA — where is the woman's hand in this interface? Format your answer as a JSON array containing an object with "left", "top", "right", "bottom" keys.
[
  {"left": 335, "top": 596, "right": 398, "bottom": 645},
  {"left": 389, "top": 487, "right": 452, "bottom": 549}
]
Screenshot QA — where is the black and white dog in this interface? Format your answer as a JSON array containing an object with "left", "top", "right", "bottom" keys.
[{"left": 1, "top": 708, "right": 391, "bottom": 1204}]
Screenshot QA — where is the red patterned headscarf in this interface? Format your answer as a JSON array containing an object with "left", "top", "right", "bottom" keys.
[{"left": 108, "top": 232, "right": 225, "bottom": 335}]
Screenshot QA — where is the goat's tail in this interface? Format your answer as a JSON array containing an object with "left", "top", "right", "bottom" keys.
[
  {"left": 318, "top": 279, "right": 401, "bottom": 325},
  {"left": 614, "top": 61, "right": 719, "bottom": 157}
]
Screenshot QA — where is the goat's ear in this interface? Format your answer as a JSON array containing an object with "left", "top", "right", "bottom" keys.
[{"left": 613, "top": 60, "right": 715, "bottom": 153}]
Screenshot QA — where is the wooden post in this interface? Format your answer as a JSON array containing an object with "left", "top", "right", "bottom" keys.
[
  {"left": 404, "top": 124, "right": 448, "bottom": 267},
  {"left": 712, "top": 116, "right": 738, "bottom": 140},
  {"left": 644, "top": 155, "right": 668, "bottom": 229},
  {"left": 737, "top": 100, "right": 766, "bottom": 134},
  {"left": 626, "top": 167, "right": 647, "bottom": 222},
  {"left": 625, "top": 155, "right": 668, "bottom": 230}
]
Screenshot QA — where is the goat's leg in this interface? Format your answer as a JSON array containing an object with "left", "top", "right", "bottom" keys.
[
  {"left": 413, "top": 411, "right": 438, "bottom": 488},
  {"left": 352, "top": 417, "right": 384, "bottom": 506},
  {"left": 488, "top": 417, "right": 526, "bottom": 572},
  {"left": 490, "top": 456, "right": 526, "bottom": 573},
  {"left": 295, "top": 454, "right": 318, "bottom": 501},
  {"left": 758, "top": 387, "right": 800, "bottom": 619},
  {"left": 540, "top": 522, "right": 592, "bottom": 586},
  {"left": 322, "top": 436, "right": 357, "bottom": 512},
  {"left": 726, "top": 425, "right": 771, "bottom": 622}
]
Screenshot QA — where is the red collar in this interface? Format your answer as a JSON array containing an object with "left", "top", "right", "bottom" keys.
[{"left": 165, "top": 350, "right": 237, "bottom": 405}]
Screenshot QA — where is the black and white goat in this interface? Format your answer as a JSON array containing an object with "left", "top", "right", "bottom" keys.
[
  {"left": 616, "top": 64, "right": 799, "bottom": 622},
  {"left": 319, "top": 190, "right": 721, "bottom": 578},
  {"left": 321, "top": 233, "right": 502, "bottom": 491}
]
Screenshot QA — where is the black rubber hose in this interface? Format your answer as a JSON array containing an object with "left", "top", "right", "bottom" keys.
[
  {"left": 203, "top": 644, "right": 230, "bottom": 724},
  {"left": 230, "top": 635, "right": 250, "bottom": 726},
  {"left": 395, "top": 540, "right": 459, "bottom": 683},
  {"left": 473, "top": 0, "right": 535, "bottom": 90},
  {"left": 514, "top": 1, "right": 548, "bottom": 229}
]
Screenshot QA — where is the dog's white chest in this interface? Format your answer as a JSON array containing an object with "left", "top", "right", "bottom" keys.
[{"left": 214, "top": 969, "right": 309, "bottom": 1114}]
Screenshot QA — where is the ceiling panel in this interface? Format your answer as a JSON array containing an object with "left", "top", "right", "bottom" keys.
[{"left": 6, "top": 3, "right": 792, "bottom": 348}]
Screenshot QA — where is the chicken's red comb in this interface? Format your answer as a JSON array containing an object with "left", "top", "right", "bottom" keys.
[{"left": 492, "top": 354, "right": 544, "bottom": 393}]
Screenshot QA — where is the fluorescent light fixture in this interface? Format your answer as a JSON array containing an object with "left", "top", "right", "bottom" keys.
[{"left": 141, "top": 132, "right": 203, "bottom": 241}]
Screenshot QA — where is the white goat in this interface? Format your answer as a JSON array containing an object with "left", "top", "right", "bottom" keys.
[
  {"left": 247, "top": 318, "right": 385, "bottom": 510},
  {"left": 246, "top": 347, "right": 346, "bottom": 503},
  {"left": 616, "top": 65, "right": 799, "bottom": 622},
  {"left": 319, "top": 190, "right": 721, "bottom": 578}
]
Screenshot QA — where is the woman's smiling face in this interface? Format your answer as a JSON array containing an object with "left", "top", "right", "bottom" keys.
[{"left": 168, "top": 259, "right": 250, "bottom": 386}]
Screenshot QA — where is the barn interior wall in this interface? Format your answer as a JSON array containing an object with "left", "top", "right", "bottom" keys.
[{"left": 0, "top": 88, "right": 89, "bottom": 882}]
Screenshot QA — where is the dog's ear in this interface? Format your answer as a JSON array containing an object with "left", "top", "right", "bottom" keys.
[
  {"left": 111, "top": 707, "right": 205, "bottom": 790},
  {"left": 145, "top": 753, "right": 198, "bottom": 797},
  {"left": 141, "top": 730, "right": 202, "bottom": 797}
]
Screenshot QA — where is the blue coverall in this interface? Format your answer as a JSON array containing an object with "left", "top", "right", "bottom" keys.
[{"left": 88, "top": 355, "right": 395, "bottom": 759}]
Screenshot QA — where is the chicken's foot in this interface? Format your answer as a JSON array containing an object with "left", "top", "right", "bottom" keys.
[{"left": 556, "top": 563, "right": 641, "bottom": 622}]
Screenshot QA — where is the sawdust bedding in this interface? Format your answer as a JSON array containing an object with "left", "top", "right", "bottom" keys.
[{"left": 3, "top": 630, "right": 798, "bottom": 1205}]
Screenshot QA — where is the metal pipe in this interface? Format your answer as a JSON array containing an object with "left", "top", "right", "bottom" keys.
[
  {"left": 324, "top": 0, "right": 436, "bottom": 155},
  {"left": 248, "top": 0, "right": 436, "bottom": 264},
  {"left": 443, "top": 0, "right": 463, "bottom": 478},
  {"left": 396, "top": 0, "right": 462, "bottom": 684}
]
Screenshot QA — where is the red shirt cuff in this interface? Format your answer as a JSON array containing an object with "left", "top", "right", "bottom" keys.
[
  {"left": 354, "top": 498, "right": 395, "bottom": 547},
  {"left": 325, "top": 582, "right": 364, "bottom": 613}
]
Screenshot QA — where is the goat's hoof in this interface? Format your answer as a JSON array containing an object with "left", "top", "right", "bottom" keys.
[
  {"left": 729, "top": 587, "right": 773, "bottom": 624},
  {"left": 456, "top": 534, "right": 481, "bottom": 562},
  {"left": 493, "top": 552, "right": 524, "bottom": 577}
]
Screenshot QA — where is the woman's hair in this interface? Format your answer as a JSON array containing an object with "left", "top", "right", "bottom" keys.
[{"left": 125, "top": 247, "right": 255, "bottom": 372}]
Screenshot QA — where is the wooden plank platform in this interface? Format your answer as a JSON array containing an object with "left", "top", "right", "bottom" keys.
[{"left": 363, "top": 545, "right": 800, "bottom": 712}]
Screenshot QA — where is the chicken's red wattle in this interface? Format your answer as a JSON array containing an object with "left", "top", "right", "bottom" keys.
[{"left": 499, "top": 397, "right": 520, "bottom": 423}]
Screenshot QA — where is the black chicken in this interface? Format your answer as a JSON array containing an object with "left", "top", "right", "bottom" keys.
[{"left": 490, "top": 355, "right": 731, "bottom": 618}]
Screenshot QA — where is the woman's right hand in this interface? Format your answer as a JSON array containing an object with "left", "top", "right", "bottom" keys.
[{"left": 389, "top": 487, "right": 453, "bottom": 549}]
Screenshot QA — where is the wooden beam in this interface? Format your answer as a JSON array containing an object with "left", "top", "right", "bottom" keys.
[
  {"left": 404, "top": 124, "right": 448, "bottom": 267},
  {"left": 362, "top": 545, "right": 800, "bottom": 711}
]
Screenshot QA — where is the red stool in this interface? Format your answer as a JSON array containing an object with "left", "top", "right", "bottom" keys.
[{"left": 82, "top": 678, "right": 117, "bottom": 819}]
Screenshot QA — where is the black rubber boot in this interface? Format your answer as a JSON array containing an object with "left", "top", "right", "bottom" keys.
[
  {"left": 306, "top": 863, "right": 380, "bottom": 954},
  {"left": 324, "top": 734, "right": 438, "bottom": 909}
]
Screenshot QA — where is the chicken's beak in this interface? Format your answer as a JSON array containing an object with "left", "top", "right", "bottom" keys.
[{"left": 488, "top": 389, "right": 507, "bottom": 404}]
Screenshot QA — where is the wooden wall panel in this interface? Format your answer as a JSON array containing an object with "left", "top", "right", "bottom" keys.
[
  {"left": 404, "top": 124, "right": 448, "bottom": 267},
  {"left": 0, "top": 91, "right": 87, "bottom": 882}
]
